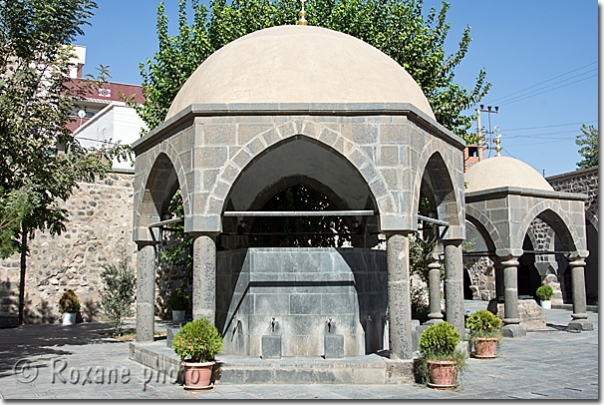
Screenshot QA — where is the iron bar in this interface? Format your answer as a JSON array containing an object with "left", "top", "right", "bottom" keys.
[
  {"left": 417, "top": 215, "right": 449, "bottom": 227},
  {"left": 148, "top": 217, "right": 184, "bottom": 228},
  {"left": 223, "top": 210, "right": 374, "bottom": 217}
]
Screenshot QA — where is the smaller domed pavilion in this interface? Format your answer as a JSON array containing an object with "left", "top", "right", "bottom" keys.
[{"left": 465, "top": 156, "right": 593, "bottom": 335}]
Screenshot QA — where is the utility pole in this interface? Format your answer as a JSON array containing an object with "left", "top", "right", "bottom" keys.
[
  {"left": 479, "top": 105, "right": 499, "bottom": 158},
  {"left": 476, "top": 108, "right": 483, "bottom": 161}
]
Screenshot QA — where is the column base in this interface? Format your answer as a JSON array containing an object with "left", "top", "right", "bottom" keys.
[
  {"left": 424, "top": 314, "right": 444, "bottom": 325},
  {"left": 568, "top": 319, "right": 594, "bottom": 331},
  {"left": 501, "top": 324, "right": 526, "bottom": 338}
]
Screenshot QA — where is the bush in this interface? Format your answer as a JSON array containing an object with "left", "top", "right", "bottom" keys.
[
  {"left": 417, "top": 322, "right": 466, "bottom": 383},
  {"left": 466, "top": 309, "right": 502, "bottom": 338},
  {"left": 536, "top": 285, "right": 554, "bottom": 301},
  {"left": 168, "top": 288, "right": 190, "bottom": 311},
  {"left": 58, "top": 289, "right": 81, "bottom": 313},
  {"left": 100, "top": 256, "right": 136, "bottom": 336},
  {"left": 419, "top": 322, "right": 460, "bottom": 357},
  {"left": 172, "top": 318, "right": 224, "bottom": 363}
]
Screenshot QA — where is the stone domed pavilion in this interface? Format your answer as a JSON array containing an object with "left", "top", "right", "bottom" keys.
[{"left": 131, "top": 24, "right": 467, "bottom": 363}]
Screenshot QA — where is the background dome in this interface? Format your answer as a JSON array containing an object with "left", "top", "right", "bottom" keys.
[
  {"left": 166, "top": 25, "right": 435, "bottom": 120},
  {"left": 465, "top": 156, "right": 554, "bottom": 193}
]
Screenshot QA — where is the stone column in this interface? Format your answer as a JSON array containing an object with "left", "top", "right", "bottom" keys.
[
  {"left": 443, "top": 239, "right": 465, "bottom": 337},
  {"left": 568, "top": 256, "right": 593, "bottom": 331},
  {"left": 136, "top": 243, "right": 156, "bottom": 342},
  {"left": 193, "top": 234, "right": 217, "bottom": 324},
  {"left": 425, "top": 252, "right": 443, "bottom": 325},
  {"left": 386, "top": 233, "right": 413, "bottom": 359},
  {"left": 500, "top": 256, "right": 526, "bottom": 337}
]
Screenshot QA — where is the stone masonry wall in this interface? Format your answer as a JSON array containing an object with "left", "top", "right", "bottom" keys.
[
  {"left": 0, "top": 171, "right": 138, "bottom": 323},
  {"left": 547, "top": 167, "right": 598, "bottom": 225}
]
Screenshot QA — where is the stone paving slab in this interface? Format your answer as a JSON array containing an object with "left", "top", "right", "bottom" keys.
[{"left": 0, "top": 302, "right": 597, "bottom": 399}]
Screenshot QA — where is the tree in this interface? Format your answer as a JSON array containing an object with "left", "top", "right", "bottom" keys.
[
  {"left": 99, "top": 255, "right": 136, "bottom": 336},
  {"left": 0, "top": 0, "right": 130, "bottom": 324},
  {"left": 132, "top": 0, "right": 490, "bottom": 141},
  {"left": 576, "top": 124, "right": 598, "bottom": 170}
]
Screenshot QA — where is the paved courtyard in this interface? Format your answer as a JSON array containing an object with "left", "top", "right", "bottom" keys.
[{"left": 0, "top": 301, "right": 597, "bottom": 400}]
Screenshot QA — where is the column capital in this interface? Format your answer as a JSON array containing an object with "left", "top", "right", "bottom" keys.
[
  {"left": 383, "top": 230, "right": 415, "bottom": 238},
  {"left": 569, "top": 258, "right": 587, "bottom": 268},
  {"left": 568, "top": 250, "right": 589, "bottom": 266},
  {"left": 133, "top": 226, "right": 160, "bottom": 245},
  {"left": 426, "top": 252, "right": 441, "bottom": 266},
  {"left": 135, "top": 239, "right": 157, "bottom": 248},
  {"left": 499, "top": 257, "right": 519, "bottom": 268},
  {"left": 441, "top": 238, "right": 464, "bottom": 247},
  {"left": 188, "top": 231, "right": 220, "bottom": 238}
]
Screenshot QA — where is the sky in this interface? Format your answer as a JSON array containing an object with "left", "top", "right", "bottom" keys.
[{"left": 75, "top": 0, "right": 599, "bottom": 177}]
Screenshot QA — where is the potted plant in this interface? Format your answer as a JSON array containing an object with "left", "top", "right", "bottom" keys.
[
  {"left": 466, "top": 309, "right": 502, "bottom": 359},
  {"left": 172, "top": 318, "right": 224, "bottom": 390},
  {"left": 536, "top": 285, "right": 554, "bottom": 309},
  {"left": 168, "top": 288, "right": 190, "bottom": 322},
  {"left": 58, "top": 289, "right": 81, "bottom": 325},
  {"left": 418, "top": 321, "right": 466, "bottom": 390}
]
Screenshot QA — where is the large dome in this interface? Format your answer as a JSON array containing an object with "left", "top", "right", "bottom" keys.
[
  {"left": 166, "top": 25, "right": 435, "bottom": 120},
  {"left": 465, "top": 156, "right": 554, "bottom": 193}
]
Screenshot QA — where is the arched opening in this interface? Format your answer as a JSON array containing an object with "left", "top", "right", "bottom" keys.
[
  {"left": 463, "top": 217, "right": 497, "bottom": 301},
  {"left": 247, "top": 183, "right": 353, "bottom": 248},
  {"left": 518, "top": 236, "right": 541, "bottom": 299},
  {"left": 518, "top": 208, "right": 579, "bottom": 305},
  {"left": 464, "top": 269, "right": 474, "bottom": 299},
  {"left": 221, "top": 136, "right": 379, "bottom": 249},
  {"left": 416, "top": 152, "right": 460, "bottom": 229},
  {"left": 140, "top": 154, "right": 189, "bottom": 320},
  {"left": 139, "top": 153, "right": 181, "bottom": 227}
]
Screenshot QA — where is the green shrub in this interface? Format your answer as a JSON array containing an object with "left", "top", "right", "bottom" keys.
[
  {"left": 536, "top": 285, "right": 554, "bottom": 301},
  {"left": 417, "top": 322, "right": 466, "bottom": 383},
  {"left": 168, "top": 288, "right": 190, "bottom": 311},
  {"left": 100, "top": 256, "right": 136, "bottom": 336},
  {"left": 58, "top": 289, "right": 81, "bottom": 313},
  {"left": 466, "top": 309, "right": 502, "bottom": 338},
  {"left": 172, "top": 318, "right": 224, "bottom": 363},
  {"left": 419, "top": 322, "right": 460, "bottom": 357}
]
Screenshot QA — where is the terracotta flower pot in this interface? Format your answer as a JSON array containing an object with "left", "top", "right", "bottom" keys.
[
  {"left": 473, "top": 337, "right": 499, "bottom": 359},
  {"left": 182, "top": 361, "right": 214, "bottom": 390},
  {"left": 426, "top": 360, "right": 457, "bottom": 389}
]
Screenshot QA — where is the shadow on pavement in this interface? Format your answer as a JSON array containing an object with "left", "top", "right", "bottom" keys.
[{"left": 0, "top": 322, "right": 118, "bottom": 378}]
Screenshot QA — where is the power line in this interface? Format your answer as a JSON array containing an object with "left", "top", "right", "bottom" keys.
[
  {"left": 505, "top": 129, "right": 582, "bottom": 139},
  {"left": 495, "top": 67, "right": 596, "bottom": 105},
  {"left": 503, "top": 139, "right": 574, "bottom": 147},
  {"left": 498, "top": 74, "right": 597, "bottom": 106},
  {"left": 505, "top": 120, "right": 598, "bottom": 132},
  {"left": 483, "top": 61, "right": 597, "bottom": 105}
]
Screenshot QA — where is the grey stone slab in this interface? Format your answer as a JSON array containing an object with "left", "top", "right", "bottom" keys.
[{"left": 261, "top": 335, "right": 281, "bottom": 359}]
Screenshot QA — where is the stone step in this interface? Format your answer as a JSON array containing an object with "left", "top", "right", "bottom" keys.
[{"left": 129, "top": 341, "right": 414, "bottom": 385}]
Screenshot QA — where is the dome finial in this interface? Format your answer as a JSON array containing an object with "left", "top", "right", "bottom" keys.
[
  {"left": 298, "top": 0, "right": 308, "bottom": 25},
  {"left": 495, "top": 131, "right": 502, "bottom": 157}
]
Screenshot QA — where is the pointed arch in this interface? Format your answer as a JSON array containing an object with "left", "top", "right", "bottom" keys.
[
  {"left": 413, "top": 150, "right": 463, "bottom": 235},
  {"left": 513, "top": 202, "right": 584, "bottom": 253},
  {"left": 204, "top": 133, "right": 395, "bottom": 228},
  {"left": 134, "top": 150, "right": 187, "bottom": 236}
]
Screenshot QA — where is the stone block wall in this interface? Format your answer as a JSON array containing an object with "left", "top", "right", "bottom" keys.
[
  {"left": 217, "top": 247, "right": 387, "bottom": 357},
  {"left": 0, "top": 171, "right": 138, "bottom": 323},
  {"left": 547, "top": 167, "right": 598, "bottom": 225}
]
